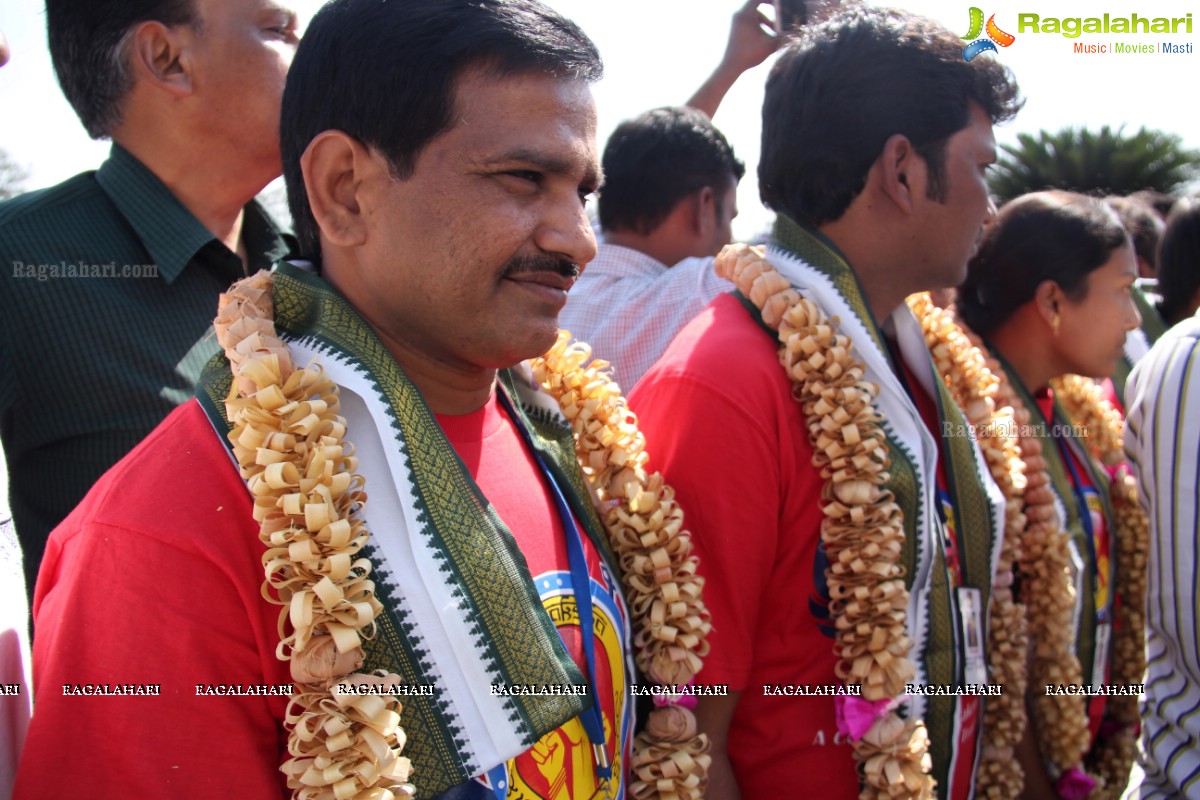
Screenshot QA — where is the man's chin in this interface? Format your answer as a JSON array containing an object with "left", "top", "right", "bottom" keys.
[{"left": 492, "top": 324, "right": 560, "bottom": 368}]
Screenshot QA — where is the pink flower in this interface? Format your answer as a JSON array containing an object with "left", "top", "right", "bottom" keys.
[
  {"left": 1055, "top": 766, "right": 1097, "bottom": 799},
  {"left": 835, "top": 695, "right": 896, "bottom": 741}
]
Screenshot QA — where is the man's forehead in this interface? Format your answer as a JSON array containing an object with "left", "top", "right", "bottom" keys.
[
  {"left": 196, "top": 0, "right": 296, "bottom": 23},
  {"left": 445, "top": 70, "right": 598, "bottom": 156},
  {"left": 450, "top": 67, "right": 596, "bottom": 117}
]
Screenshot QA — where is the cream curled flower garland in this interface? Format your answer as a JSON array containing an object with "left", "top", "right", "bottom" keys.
[
  {"left": 1049, "top": 375, "right": 1150, "bottom": 800},
  {"left": 215, "top": 271, "right": 715, "bottom": 800},
  {"left": 214, "top": 273, "right": 414, "bottom": 800},
  {"left": 531, "top": 333, "right": 714, "bottom": 800},
  {"left": 907, "top": 294, "right": 1029, "bottom": 800},
  {"left": 946, "top": 317, "right": 1095, "bottom": 790},
  {"left": 714, "top": 244, "right": 934, "bottom": 799}
]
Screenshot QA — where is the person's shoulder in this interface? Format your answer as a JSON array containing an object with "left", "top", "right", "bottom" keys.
[
  {"left": 1159, "top": 314, "right": 1200, "bottom": 346},
  {"left": 636, "top": 292, "right": 790, "bottom": 401},
  {"left": 0, "top": 169, "right": 104, "bottom": 232},
  {"left": 53, "top": 400, "right": 252, "bottom": 556},
  {"left": 1135, "top": 315, "right": 1200, "bottom": 381}
]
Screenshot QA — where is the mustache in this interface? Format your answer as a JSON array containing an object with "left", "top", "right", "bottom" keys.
[{"left": 500, "top": 254, "right": 580, "bottom": 280}]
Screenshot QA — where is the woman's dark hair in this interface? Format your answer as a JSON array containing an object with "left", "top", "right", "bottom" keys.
[
  {"left": 958, "top": 191, "right": 1130, "bottom": 336},
  {"left": 1157, "top": 197, "right": 1200, "bottom": 326}
]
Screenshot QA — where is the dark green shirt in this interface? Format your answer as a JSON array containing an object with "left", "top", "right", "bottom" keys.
[{"left": 0, "top": 145, "right": 293, "bottom": 589}]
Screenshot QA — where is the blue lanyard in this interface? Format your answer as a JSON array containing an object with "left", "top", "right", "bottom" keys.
[
  {"left": 1054, "top": 432, "right": 1108, "bottom": 621},
  {"left": 495, "top": 390, "right": 612, "bottom": 780}
]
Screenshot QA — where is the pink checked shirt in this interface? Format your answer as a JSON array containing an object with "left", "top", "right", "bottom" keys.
[{"left": 559, "top": 244, "right": 734, "bottom": 392}]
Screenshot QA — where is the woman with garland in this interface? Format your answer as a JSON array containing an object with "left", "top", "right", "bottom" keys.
[{"left": 955, "top": 191, "right": 1145, "bottom": 799}]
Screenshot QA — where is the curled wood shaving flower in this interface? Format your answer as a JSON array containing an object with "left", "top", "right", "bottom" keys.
[
  {"left": 1050, "top": 376, "right": 1126, "bottom": 468},
  {"left": 908, "top": 294, "right": 1028, "bottom": 799},
  {"left": 950, "top": 320, "right": 1092, "bottom": 784},
  {"left": 216, "top": 273, "right": 414, "bottom": 800},
  {"left": 530, "top": 334, "right": 712, "bottom": 800},
  {"left": 714, "top": 244, "right": 934, "bottom": 799},
  {"left": 1050, "top": 375, "right": 1150, "bottom": 799}
]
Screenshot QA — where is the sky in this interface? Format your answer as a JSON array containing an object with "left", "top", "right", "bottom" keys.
[{"left": 0, "top": 0, "right": 1197, "bottom": 242}]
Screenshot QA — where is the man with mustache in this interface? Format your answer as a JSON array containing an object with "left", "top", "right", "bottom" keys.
[{"left": 16, "top": 2, "right": 658, "bottom": 798}]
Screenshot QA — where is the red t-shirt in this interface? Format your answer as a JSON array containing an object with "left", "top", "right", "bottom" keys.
[
  {"left": 17, "top": 395, "right": 630, "bottom": 800},
  {"left": 630, "top": 294, "right": 982, "bottom": 799},
  {"left": 436, "top": 393, "right": 631, "bottom": 799},
  {"left": 17, "top": 401, "right": 292, "bottom": 800}
]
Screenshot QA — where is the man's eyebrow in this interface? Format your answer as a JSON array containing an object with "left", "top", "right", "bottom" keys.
[{"left": 261, "top": 3, "right": 297, "bottom": 22}]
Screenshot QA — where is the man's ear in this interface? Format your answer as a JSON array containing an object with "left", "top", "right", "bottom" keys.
[
  {"left": 878, "top": 133, "right": 922, "bottom": 214},
  {"left": 301, "top": 131, "right": 375, "bottom": 249},
  {"left": 693, "top": 186, "right": 717, "bottom": 238},
  {"left": 129, "top": 21, "right": 192, "bottom": 97}
]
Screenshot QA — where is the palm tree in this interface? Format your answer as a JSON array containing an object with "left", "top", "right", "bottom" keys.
[{"left": 989, "top": 126, "right": 1200, "bottom": 202}]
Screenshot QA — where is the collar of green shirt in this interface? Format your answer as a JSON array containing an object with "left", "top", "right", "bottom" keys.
[{"left": 95, "top": 144, "right": 293, "bottom": 285}]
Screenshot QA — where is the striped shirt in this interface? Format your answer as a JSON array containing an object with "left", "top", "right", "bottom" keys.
[
  {"left": 0, "top": 145, "right": 293, "bottom": 591},
  {"left": 1122, "top": 312, "right": 1200, "bottom": 798},
  {"left": 559, "top": 243, "right": 733, "bottom": 392}
]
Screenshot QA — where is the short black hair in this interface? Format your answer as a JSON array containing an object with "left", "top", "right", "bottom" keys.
[
  {"left": 1106, "top": 195, "right": 1164, "bottom": 272},
  {"left": 957, "top": 191, "right": 1129, "bottom": 336},
  {"left": 759, "top": 6, "right": 1021, "bottom": 227},
  {"left": 598, "top": 106, "right": 744, "bottom": 235},
  {"left": 281, "top": 0, "right": 602, "bottom": 258},
  {"left": 1157, "top": 197, "right": 1200, "bottom": 326},
  {"left": 46, "top": 0, "right": 197, "bottom": 139}
]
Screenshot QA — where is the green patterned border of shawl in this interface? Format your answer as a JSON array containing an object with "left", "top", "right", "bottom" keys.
[
  {"left": 923, "top": 356, "right": 1002, "bottom": 792},
  {"left": 768, "top": 217, "right": 926, "bottom": 596},
  {"left": 763, "top": 220, "right": 977, "bottom": 797},
  {"left": 197, "top": 263, "right": 591, "bottom": 795},
  {"left": 992, "top": 353, "right": 1109, "bottom": 688},
  {"left": 497, "top": 369, "right": 622, "bottom": 581},
  {"left": 1051, "top": 394, "right": 1117, "bottom": 686}
]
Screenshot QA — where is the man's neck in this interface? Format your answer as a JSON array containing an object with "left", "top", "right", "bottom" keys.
[
  {"left": 113, "top": 135, "right": 262, "bottom": 263},
  {"left": 816, "top": 220, "right": 908, "bottom": 324},
  {"left": 602, "top": 230, "right": 688, "bottom": 268},
  {"left": 365, "top": 320, "right": 500, "bottom": 416}
]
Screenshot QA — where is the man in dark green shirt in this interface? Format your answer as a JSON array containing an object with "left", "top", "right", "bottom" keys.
[{"left": 0, "top": 0, "right": 299, "bottom": 593}]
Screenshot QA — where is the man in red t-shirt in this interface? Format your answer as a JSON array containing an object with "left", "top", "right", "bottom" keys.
[
  {"left": 630, "top": 7, "right": 1021, "bottom": 799},
  {"left": 16, "top": 3, "right": 639, "bottom": 800}
]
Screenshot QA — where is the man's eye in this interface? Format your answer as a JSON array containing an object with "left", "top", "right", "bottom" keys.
[
  {"left": 265, "top": 21, "right": 298, "bottom": 42},
  {"left": 508, "top": 171, "right": 541, "bottom": 184}
]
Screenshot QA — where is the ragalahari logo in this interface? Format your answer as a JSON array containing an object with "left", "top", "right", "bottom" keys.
[{"left": 961, "top": 7, "right": 1016, "bottom": 61}]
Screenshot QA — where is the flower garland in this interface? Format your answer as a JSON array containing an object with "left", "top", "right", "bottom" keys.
[
  {"left": 214, "top": 273, "right": 414, "bottom": 800},
  {"left": 907, "top": 293, "right": 1029, "bottom": 800},
  {"left": 531, "top": 333, "right": 713, "bottom": 800},
  {"left": 1049, "top": 375, "right": 1150, "bottom": 800},
  {"left": 715, "top": 244, "right": 934, "bottom": 799},
  {"left": 215, "top": 271, "right": 714, "bottom": 800},
  {"left": 943, "top": 316, "right": 1097, "bottom": 795}
]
